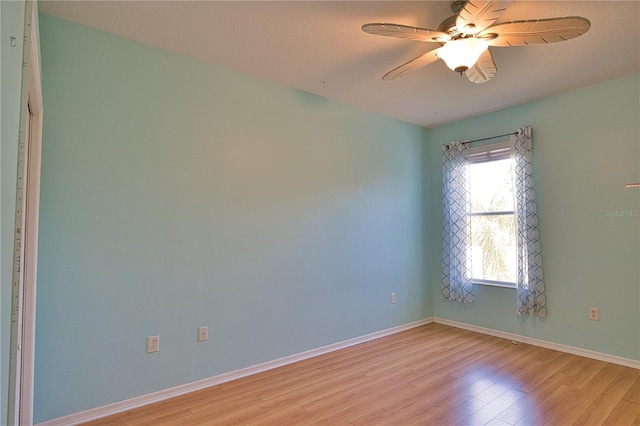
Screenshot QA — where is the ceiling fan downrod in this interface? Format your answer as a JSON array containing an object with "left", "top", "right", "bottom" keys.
[{"left": 451, "top": 0, "right": 467, "bottom": 14}]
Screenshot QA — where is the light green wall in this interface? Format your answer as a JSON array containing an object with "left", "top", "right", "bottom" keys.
[
  {"left": 428, "top": 73, "right": 640, "bottom": 360},
  {"left": 34, "top": 14, "right": 430, "bottom": 422},
  {"left": 1, "top": 1, "right": 27, "bottom": 424}
]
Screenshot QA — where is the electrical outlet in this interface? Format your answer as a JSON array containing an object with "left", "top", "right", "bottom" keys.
[
  {"left": 147, "top": 336, "right": 159, "bottom": 353},
  {"left": 390, "top": 293, "right": 396, "bottom": 304},
  {"left": 589, "top": 307, "right": 599, "bottom": 321},
  {"left": 198, "top": 326, "right": 208, "bottom": 342}
]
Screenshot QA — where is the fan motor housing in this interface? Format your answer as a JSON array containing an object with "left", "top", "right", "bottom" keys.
[{"left": 437, "top": 15, "right": 458, "bottom": 34}]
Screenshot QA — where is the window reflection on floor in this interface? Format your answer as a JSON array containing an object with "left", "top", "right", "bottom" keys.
[{"left": 456, "top": 364, "right": 535, "bottom": 424}]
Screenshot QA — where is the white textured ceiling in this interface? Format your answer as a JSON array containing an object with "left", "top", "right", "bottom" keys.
[{"left": 38, "top": 1, "right": 639, "bottom": 128}]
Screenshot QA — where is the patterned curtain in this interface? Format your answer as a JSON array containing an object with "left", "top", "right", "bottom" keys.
[
  {"left": 441, "top": 141, "right": 474, "bottom": 303},
  {"left": 511, "top": 127, "right": 546, "bottom": 316}
]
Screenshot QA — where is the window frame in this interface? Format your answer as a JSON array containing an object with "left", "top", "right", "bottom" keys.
[{"left": 467, "top": 140, "right": 517, "bottom": 289}]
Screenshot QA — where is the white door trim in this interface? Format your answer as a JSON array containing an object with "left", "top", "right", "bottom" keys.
[
  {"left": 8, "top": 2, "right": 43, "bottom": 424},
  {"left": 20, "top": 4, "right": 43, "bottom": 422}
]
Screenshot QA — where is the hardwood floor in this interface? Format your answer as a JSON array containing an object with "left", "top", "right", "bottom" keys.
[{"left": 84, "top": 323, "right": 640, "bottom": 425}]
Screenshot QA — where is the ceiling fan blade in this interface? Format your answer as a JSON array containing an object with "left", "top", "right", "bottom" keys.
[
  {"left": 382, "top": 48, "right": 441, "bottom": 80},
  {"left": 479, "top": 17, "right": 591, "bottom": 46},
  {"left": 456, "top": 1, "right": 512, "bottom": 34},
  {"left": 465, "top": 49, "right": 497, "bottom": 83},
  {"left": 362, "top": 23, "right": 450, "bottom": 42}
]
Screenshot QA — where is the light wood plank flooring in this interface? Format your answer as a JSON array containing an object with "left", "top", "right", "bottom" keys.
[{"left": 85, "top": 323, "right": 640, "bottom": 425}]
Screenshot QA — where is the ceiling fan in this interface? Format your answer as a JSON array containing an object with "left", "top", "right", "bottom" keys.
[{"left": 362, "top": 0, "right": 591, "bottom": 83}]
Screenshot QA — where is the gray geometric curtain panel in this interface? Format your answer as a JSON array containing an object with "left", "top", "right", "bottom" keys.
[
  {"left": 511, "top": 126, "right": 547, "bottom": 316},
  {"left": 441, "top": 141, "right": 474, "bottom": 303}
]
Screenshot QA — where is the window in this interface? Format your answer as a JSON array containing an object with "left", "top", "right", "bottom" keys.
[
  {"left": 442, "top": 127, "right": 545, "bottom": 314},
  {"left": 468, "top": 141, "right": 516, "bottom": 286}
]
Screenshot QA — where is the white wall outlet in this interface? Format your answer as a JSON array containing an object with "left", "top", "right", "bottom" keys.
[
  {"left": 147, "top": 336, "right": 159, "bottom": 353},
  {"left": 198, "top": 326, "right": 208, "bottom": 342},
  {"left": 589, "top": 307, "right": 599, "bottom": 321},
  {"left": 390, "top": 293, "right": 396, "bottom": 304}
]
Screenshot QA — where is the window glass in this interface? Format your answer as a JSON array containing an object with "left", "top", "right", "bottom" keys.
[
  {"left": 470, "top": 214, "right": 516, "bottom": 282},
  {"left": 469, "top": 159, "right": 514, "bottom": 213},
  {"left": 468, "top": 157, "right": 516, "bottom": 284}
]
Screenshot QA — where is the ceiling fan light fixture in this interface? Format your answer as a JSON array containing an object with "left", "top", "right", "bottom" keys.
[{"left": 438, "top": 37, "right": 488, "bottom": 74}]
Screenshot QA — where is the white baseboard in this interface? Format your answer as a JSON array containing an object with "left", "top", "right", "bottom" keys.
[
  {"left": 37, "top": 318, "right": 434, "bottom": 426},
  {"left": 37, "top": 316, "right": 639, "bottom": 425},
  {"left": 434, "top": 317, "right": 640, "bottom": 369}
]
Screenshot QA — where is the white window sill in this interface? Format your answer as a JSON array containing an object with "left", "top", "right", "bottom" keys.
[{"left": 472, "top": 280, "right": 516, "bottom": 289}]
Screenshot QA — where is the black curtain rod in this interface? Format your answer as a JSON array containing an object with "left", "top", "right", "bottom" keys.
[{"left": 462, "top": 132, "right": 516, "bottom": 144}]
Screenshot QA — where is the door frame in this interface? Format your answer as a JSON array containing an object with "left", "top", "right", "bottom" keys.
[{"left": 8, "top": 2, "right": 42, "bottom": 424}]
